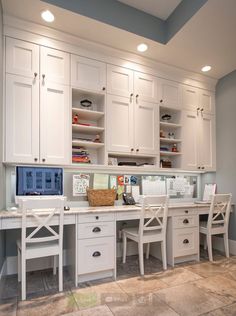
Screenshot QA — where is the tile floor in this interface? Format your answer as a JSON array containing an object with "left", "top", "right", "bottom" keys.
[{"left": 1, "top": 249, "right": 236, "bottom": 316}]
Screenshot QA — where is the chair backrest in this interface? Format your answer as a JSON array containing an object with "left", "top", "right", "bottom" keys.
[
  {"left": 19, "top": 197, "right": 65, "bottom": 249},
  {"left": 139, "top": 195, "right": 169, "bottom": 238},
  {"left": 208, "top": 194, "right": 232, "bottom": 230}
]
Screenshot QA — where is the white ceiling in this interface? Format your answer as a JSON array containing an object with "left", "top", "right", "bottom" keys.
[
  {"left": 2, "top": 0, "right": 236, "bottom": 79},
  {"left": 117, "top": 0, "right": 182, "bottom": 20}
]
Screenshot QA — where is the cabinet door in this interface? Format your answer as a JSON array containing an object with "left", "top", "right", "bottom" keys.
[
  {"left": 199, "top": 89, "right": 215, "bottom": 115},
  {"left": 134, "top": 71, "right": 158, "bottom": 103},
  {"left": 182, "top": 85, "right": 199, "bottom": 111},
  {"left": 160, "top": 79, "right": 182, "bottom": 109},
  {"left": 6, "top": 37, "right": 39, "bottom": 78},
  {"left": 40, "top": 82, "right": 70, "bottom": 165},
  {"left": 198, "top": 113, "right": 216, "bottom": 171},
  {"left": 71, "top": 55, "right": 106, "bottom": 92},
  {"left": 5, "top": 74, "right": 39, "bottom": 163},
  {"left": 181, "top": 111, "right": 199, "bottom": 170},
  {"left": 106, "top": 95, "right": 134, "bottom": 153},
  {"left": 40, "top": 47, "right": 70, "bottom": 85},
  {"left": 107, "top": 64, "right": 133, "bottom": 97},
  {"left": 134, "top": 101, "right": 158, "bottom": 155}
]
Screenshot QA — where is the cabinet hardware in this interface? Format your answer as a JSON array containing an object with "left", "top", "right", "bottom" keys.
[
  {"left": 160, "top": 99, "right": 163, "bottom": 103},
  {"left": 92, "top": 251, "right": 101, "bottom": 257},
  {"left": 92, "top": 227, "right": 101, "bottom": 233},
  {"left": 95, "top": 216, "right": 99, "bottom": 220},
  {"left": 34, "top": 158, "right": 38, "bottom": 162},
  {"left": 34, "top": 72, "right": 38, "bottom": 78},
  {"left": 136, "top": 149, "right": 139, "bottom": 152},
  {"left": 197, "top": 107, "right": 200, "bottom": 115},
  {"left": 102, "top": 87, "right": 106, "bottom": 91},
  {"left": 183, "top": 218, "right": 189, "bottom": 224},
  {"left": 130, "top": 93, "right": 133, "bottom": 102},
  {"left": 42, "top": 74, "right": 45, "bottom": 83},
  {"left": 64, "top": 206, "right": 70, "bottom": 211},
  {"left": 136, "top": 94, "right": 139, "bottom": 103},
  {"left": 131, "top": 148, "right": 134, "bottom": 152},
  {"left": 184, "top": 210, "right": 189, "bottom": 214},
  {"left": 201, "top": 166, "right": 205, "bottom": 170},
  {"left": 42, "top": 158, "right": 46, "bottom": 162},
  {"left": 200, "top": 108, "right": 204, "bottom": 111},
  {"left": 198, "top": 166, "right": 201, "bottom": 169},
  {"left": 183, "top": 239, "right": 189, "bottom": 244}
]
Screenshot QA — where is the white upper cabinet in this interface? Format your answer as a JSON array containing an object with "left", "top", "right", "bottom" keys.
[
  {"left": 71, "top": 55, "right": 106, "bottom": 92},
  {"left": 40, "top": 82, "right": 70, "bottom": 165},
  {"left": 6, "top": 37, "right": 39, "bottom": 78},
  {"left": 159, "top": 79, "right": 182, "bottom": 109},
  {"left": 134, "top": 100, "right": 158, "bottom": 155},
  {"left": 106, "top": 94, "right": 133, "bottom": 153},
  {"left": 199, "top": 89, "right": 215, "bottom": 115},
  {"left": 134, "top": 71, "right": 158, "bottom": 103},
  {"left": 107, "top": 65, "right": 133, "bottom": 97},
  {"left": 182, "top": 85, "right": 199, "bottom": 111},
  {"left": 5, "top": 74, "right": 39, "bottom": 163},
  {"left": 40, "top": 47, "right": 70, "bottom": 85}
]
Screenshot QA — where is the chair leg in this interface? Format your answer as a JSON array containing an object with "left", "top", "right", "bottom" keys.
[
  {"left": 21, "top": 256, "right": 26, "bottom": 301},
  {"left": 204, "top": 236, "right": 208, "bottom": 250},
  {"left": 53, "top": 256, "right": 57, "bottom": 275},
  {"left": 146, "top": 243, "right": 150, "bottom": 259},
  {"left": 207, "top": 234, "right": 213, "bottom": 262},
  {"left": 138, "top": 242, "right": 144, "bottom": 276},
  {"left": 17, "top": 248, "right": 21, "bottom": 282},
  {"left": 223, "top": 232, "right": 230, "bottom": 258},
  {"left": 161, "top": 240, "right": 167, "bottom": 270},
  {"left": 122, "top": 233, "right": 127, "bottom": 264},
  {"left": 58, "top": 253, "right": 63, "bottom": 292}
]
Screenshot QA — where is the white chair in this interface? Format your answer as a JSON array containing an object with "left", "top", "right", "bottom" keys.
[
  {"left": 200, "top": 193, "right": 232, "bottom": 262},
  {"left": 122, "top": 195, "right": 169, "bottom": 275},
  {"left": 17, "top": 197, "right": 65, "bottom": 300}
]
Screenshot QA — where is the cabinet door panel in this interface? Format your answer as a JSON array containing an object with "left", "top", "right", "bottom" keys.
[
  {"left": 107, "top": 65, "right": 133, "bottom": 97},
  {"left": 71, "top": 55, "right": 106, "bottom": 92},
  {"left": 6, "top": 37, "right": 39, "bottom": 78},
  {"left": 199, "top": 114, "right": 216, "bottom": 171},
  {"left": 160, "top": 79, "right": 182, "bottom": 109},
  {"left": 40, "top": 82, "right": 70, "bottom": 165},
  {"left": 5, "top": 74, "right": 39, "bottom": 163},
  {"left": 182, "top": 85, "right": 199, "bottom": 111},
  {"left": 134, "top": 101, "right": 158, "bottom": 155},
  {"left": 134, "top": 72, "right": 157, "bottom": 103},
  {"left": 181, "top": 111, "right": 199, "bottom": 170},
  {"left": 106, "top": 95, "right": 133, "bottom": 153},
  {"left": 40, "top": 47, "right": 70, "bottom": 85},
  {"left": 200, "top": 89, "right": 215, "bottom": 114}
]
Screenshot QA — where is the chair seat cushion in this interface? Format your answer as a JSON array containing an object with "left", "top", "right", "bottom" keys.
[
  {"left": 17, "top": 239, "right": 60, "bottom": 259},
  {"left": 123, "top": 227, "right": 164, "bottom": 243}
]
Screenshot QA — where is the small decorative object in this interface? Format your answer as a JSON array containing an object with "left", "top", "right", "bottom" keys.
[
  {"left": 160, "top": 130, "right": 165, "bottom": 138},
  {"left": 161, "top": 114, "right": 171, "bottom": 121},
  {"left": 160, "top": 159, "right": 172, "bottom": 168},
  {"left": 80, "top": 99, "right": 92, "bottom": 109},
  {"left": 72, "top": 114, "right": 79, "bottom": 124},
  {"left": 168, "top": 132, "right": 175, "bottom": 139},
  {"left": 93, "top": 134, "right": 101, "bottom": 143},
  {"left": 172, "top": 144, "right": 178, "bottom": 152},
  {"left": 108, "top": 157, "right": 118, "bottom": 166}
]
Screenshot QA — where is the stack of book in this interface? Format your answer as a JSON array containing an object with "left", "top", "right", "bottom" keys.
[{"left": 72, "top": 146, "right": 91, "bottom": 164}]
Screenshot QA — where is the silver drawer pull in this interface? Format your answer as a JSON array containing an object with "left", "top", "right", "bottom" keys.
[
  {"left": 183, "top": 219, "right": 189, "bottom": 224},
  {"left": 183, "top": 239, "right": 189, "bottom": 244},
  {"left": 92, "top": 251, "right": 101, "bottom": 257},
  {"left": 92, "top": 227, "right": 101, "bottom": 233}
]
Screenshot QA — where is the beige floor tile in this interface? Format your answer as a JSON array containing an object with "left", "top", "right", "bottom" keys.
[
  {"left": 193, "top": 275, "right": 236, "bottom": 304},
  {"left": 155, "top": 283, "right": 226, "bottom": 316},
  {"left": 107, "top": 293, "right": 180, "bottom": 316},
  {"left": 157, "top": 267, "right": 202, "bottom": 286},
  {"left": 117, "top": 275, "right": 167, "bottom": 295},
  {"left": 201, "top": 302, "right": 236, "bottom": 316},
  {"left": 62, "top": 305, "right": 113, "bottom": 316},
  {"left": 186, "top": 261, "right": 227, "bottom": 278},
  {"left": 17, "top": 291, "right": 78, "bottom": 316},
  {"left": 0, "top": 298, "right": 17, "bottom": 316},
  {"left": 218, "top": 257, "right": 236, "bottom": 271}
]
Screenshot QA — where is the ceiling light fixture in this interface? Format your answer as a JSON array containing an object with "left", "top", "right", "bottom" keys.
[
  {"left": 201, "top": 65, "right": 211, "bottom": 72},
  {"left": 41, "top": 10, "right": 55, "bottom": 23},
  {"left": 137, "top": 43, "right": 148, "bottom": 52}
]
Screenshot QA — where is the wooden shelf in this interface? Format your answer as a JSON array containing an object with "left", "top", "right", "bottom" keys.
[
  {"left": 72, "top": 140, "right": 104, "bottom": 149},
  {"left": 72, "top": 108, "right": 104, "bottom": 120},
  {"left": 160, "top": 138, "right": 182, "bottom": 143},
  {"left": 160, "top": 122, "right": 182, "bottom": 129},
  {"left": 72, "top": 124, "right": 104, "bottom": 134},
  {"left": 160, "top": 151, "right": 182, "bottom": 156}
]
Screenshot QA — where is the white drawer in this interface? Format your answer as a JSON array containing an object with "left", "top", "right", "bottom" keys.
[
  {"left": 170, "top": 208, "right": 197, "bottom": 216},
  {"left": 78, "top": 213, "right": 115, "bottom": 224},
  {"left": 78, "top": 221, "right": 115, "bottom": 239},
  {"left": 78, "top": 237, "right": 115, "bottom": 275},
  {"left": 172, "top": 215, "right": 198, "bottom": 229},
  {"left": 173, "top": 227, "right": 199, "bottom": 257}
]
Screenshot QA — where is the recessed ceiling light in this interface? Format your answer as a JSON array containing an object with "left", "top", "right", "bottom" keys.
[
  {"left": 137, "top": 43, "right": 148, "bottom": 52},
  {"left": 41, "top": 10, "right": 55, "bottom": 23},
  {"left": 201, "top": 65, "right": 211, "bottom": 72}
]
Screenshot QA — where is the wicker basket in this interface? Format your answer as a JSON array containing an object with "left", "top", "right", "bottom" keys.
[{"left": 87, "top": 188, "right": 117, "bottom": 206}]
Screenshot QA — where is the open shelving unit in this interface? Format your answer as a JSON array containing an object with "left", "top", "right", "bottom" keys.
[{"left": 72, "top": 89, "right": 106, "bottom": 165}]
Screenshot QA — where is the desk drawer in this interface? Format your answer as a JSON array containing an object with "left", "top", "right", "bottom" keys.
[
  {"left": 173, "top": 227, "right": 198, "bottom": 257},
  {"left": 172, "top": 215, "right": 198, "bottom": 229},
  {"left": 78, "top": 213, "right": 115, "bottom": 224},
  {"left": 78, "top": 221, "right": 115, "bottom": 239},
  {"left": 78, "top": 237, "right": 115, "bottom": 275}
]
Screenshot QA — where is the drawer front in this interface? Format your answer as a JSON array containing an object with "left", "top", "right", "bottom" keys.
[
  {"left": 78, "top": 213, "right": 115, "bottom": 224},
  {"left": 78, "top": 221, "right": 115, "bottom": 239},
  {"left": 173, "top": 227, "right": 199, "bottom": 257},
  {"left": 170, "top": 208, "right": 198, "bottom": 216},
  {"left": 172, "top": 215, "right": 198, "bottom": 229},
  {"left": 78, "top": 237, "right": 115, "bottom": 275}
]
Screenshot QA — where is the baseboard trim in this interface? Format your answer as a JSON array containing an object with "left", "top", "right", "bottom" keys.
[{"left": 212, "top": 237, "right": 236, "bottom": 255}]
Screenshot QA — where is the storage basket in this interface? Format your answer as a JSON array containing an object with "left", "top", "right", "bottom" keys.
[{"left": 87, "top": 188, "right": 117, "bottom": 206}]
